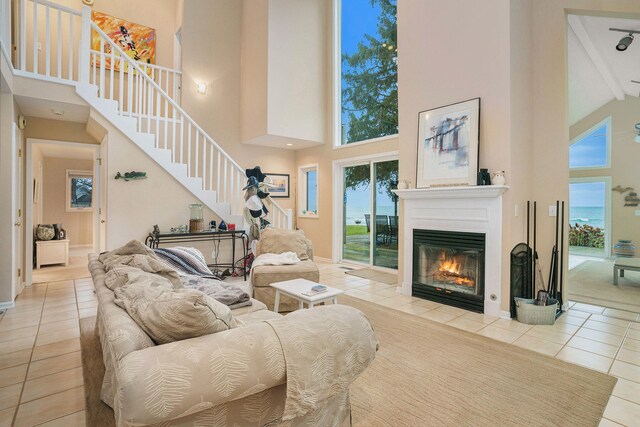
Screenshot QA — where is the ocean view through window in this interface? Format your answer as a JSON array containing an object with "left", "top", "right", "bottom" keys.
[{"left": 339, "top": 0, "right": 398, "bottom": 145}]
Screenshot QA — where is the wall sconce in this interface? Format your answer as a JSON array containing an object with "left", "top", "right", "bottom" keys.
[{"left": 196, "top": 82, "right": 207, "bottom": 95}]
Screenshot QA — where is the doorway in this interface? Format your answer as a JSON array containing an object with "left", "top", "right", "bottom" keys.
[
  {"left": 25, "top": 139, "right": 101, "bottom": 285},
  {"left": 336, "top": 154, "right": 398, "bottom": 270}
]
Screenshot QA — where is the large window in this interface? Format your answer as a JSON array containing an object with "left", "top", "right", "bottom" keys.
[
  {"left": 569, "top": 117, "right": 610, "bottom": 169},
  {"left": 338, "top": 0, "right": 398, "bottom": 146}
]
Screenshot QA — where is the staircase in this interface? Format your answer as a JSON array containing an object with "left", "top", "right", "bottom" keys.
[{"left": 9, "top": 0, "right": 293, "bottom": 229}]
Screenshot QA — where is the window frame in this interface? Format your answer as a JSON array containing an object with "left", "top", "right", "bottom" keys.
[
  {"left": 569, "top": 116, "right": 611, "bottom": 170},
  {"left": 66, "top": 169, "right": 94, "bottom": 212},
  {"left": 298, "top": 164, "right": 319, "bottom": 219},
  {"left": 332, "top": 0, "right": 399, "bottom": 149}
]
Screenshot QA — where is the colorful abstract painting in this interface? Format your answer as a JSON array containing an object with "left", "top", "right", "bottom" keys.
[{"left": 91, "top": 11, "right": 156, "bottom": 71}]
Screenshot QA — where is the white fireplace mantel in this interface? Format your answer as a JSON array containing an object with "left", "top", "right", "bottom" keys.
[{"left": 394, "top": 185, "right": 509, "bottom": 318}]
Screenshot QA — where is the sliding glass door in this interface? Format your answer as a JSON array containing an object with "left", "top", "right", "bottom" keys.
[{"left": 341, "top": 159, "right": 399, "bottom": 269}]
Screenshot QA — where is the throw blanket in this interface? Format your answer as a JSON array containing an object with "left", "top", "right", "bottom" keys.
[
  {"left": 180, "top": 275, "right": 251, "bottom": 309},
  {"left": 264, "top": 305, "right": 378, "bottom": 421},
  {"left": 251, "top": 251, "right": 300, "bottom": 268},
  {"left": 154, "top": 246, "right": 252, "bottom": 309},
  {"left": 99, "top": 240, "right": 182, "bottom": 288},
  {"left": 153, "top": 246, "right": 215, "bottom": 276}
]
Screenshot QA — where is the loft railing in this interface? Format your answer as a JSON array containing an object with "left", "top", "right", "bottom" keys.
[
  {"left": 16, "top": 0, "right": 181, "bottom": 104},
  {"left": 0, "top": 0, "right": 12, "bottom": 61},
  {"left": 11, "top": 1, "right": 292, "bottom": 229}
]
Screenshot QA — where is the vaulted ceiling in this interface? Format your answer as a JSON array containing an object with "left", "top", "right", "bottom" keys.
[{"left": 568, "top": 15, "right": 640, "bottom": 126}]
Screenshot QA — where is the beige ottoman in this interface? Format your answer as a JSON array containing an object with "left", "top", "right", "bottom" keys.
[{"left": 253, "top": 260, "right": 320, "bottom": 312}]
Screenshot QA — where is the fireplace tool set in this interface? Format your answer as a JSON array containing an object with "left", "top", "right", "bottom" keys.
[{"left": 510, "top": 201, "right": 565, "bottom": 319}]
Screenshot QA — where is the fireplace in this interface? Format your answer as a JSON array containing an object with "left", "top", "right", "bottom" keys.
[{"left": 413, "top": 229, "right": 485, "bottom": 313}]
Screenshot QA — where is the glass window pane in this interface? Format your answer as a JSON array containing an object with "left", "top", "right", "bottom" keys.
[
  {"left": 569, "top": 181, "right": 605, "bottom": 254},
  {"left": 341, "top": 0, "right": 398, "bottom": 145},
  {"left": 343, "top": 164, "right": 371, "bottom": 263},
  {"left": 373, "top": 160, "right": 398, "bottom": 269},
  {"left": 70, "top": 176, "right": 93, "bottom": 208},
  {"left": 569, "top": 121, "right": 608, "bottom": 168},
  {"left": 306, "top": 170, "right": 317, "bottom": 213}
]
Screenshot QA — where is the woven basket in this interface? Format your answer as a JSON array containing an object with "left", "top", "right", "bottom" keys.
[{"left": 514, "top": 297, "right": 558, "bottom": 325}]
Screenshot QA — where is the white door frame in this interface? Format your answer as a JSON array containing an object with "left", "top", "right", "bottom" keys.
[
  {"left": 25, "top": 138, "right": 101, "bottom": 287},
  {"left": 12, "top": 123, "right": 24, "bottom": 298},
  {"left": 569, "top": 176, "right": 612, "bottom": 258},
  {"left": 332, "top": 151, "right": 398, "bottom": 270}
]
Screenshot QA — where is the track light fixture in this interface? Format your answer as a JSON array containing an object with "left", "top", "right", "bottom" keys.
[
  {"left": 617, "top": 33, "right": 634, "bottom": 51},
  {"left": 610, "top": 28, "right": 640, "bottom": 52}
]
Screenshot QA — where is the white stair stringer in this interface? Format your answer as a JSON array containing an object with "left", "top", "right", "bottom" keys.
[{"left": 76, "top": 84, "right": 238, "bottom": 224}]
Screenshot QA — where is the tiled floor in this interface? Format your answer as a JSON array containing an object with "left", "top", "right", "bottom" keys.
[{"left": 1, "top": 260, "right": 639, "bottom": 426}]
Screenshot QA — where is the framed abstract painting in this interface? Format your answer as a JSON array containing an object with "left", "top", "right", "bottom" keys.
[
  {"left": 91, "top": 11, "right": 156, "bottom": 71},
  {"left": 416, "top": 98, "right": 480, "bottom": 188}
]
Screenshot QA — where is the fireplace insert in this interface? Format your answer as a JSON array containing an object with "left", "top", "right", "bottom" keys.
[{"left": 413, "top": 229, "right": 486, "bottom": 313}]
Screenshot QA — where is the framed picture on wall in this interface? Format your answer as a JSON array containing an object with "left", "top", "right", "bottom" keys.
[
  {"left": 264, "top": 173, "right": 290, "bottom": 198},
  {"left": 416, "top": 98, "right": 480, "bottom": 188}
]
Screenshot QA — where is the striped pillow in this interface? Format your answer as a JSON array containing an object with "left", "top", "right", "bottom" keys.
[{"left": 153, "top": 246, "right": 213, "bottom": 276}]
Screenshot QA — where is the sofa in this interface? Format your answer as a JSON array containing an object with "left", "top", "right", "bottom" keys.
[
  {"left": 252, "top": 228, "right": 320, "bottom": 312},
  {"left": 88, "top": 246, "right": 376, "bottom": 427}
]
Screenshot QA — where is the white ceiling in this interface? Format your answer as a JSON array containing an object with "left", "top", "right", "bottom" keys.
[
  {"left": 34, "top": 143, "right": 94, "bottom": 160},
  {"left": 568, "top": 15, "right": 640, "bottom": 126},
  {"left": 15, "top": 95, "right": 90, "bottom": 123}
]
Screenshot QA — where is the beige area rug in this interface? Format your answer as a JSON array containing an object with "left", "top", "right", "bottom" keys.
[
  {"left": 81, "top": 298, "right": 615, "bottom": 427},
  {"left": 345, "top": 268, "right": 398, "bottom": 285},
  {"left": 343, "top": 295, "right": 616, "bottom": 427},
  {"left": 33, "top": 255, "right": 91, "bottom": 284},
  {"left": 79, "top": 316, "right": 116, "bottom": 427},
  {"left": 568, "top": 260, "right": 640, "bottom": 313}
]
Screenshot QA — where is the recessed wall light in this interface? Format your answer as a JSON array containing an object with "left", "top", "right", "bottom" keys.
[
  {"left": 196, "top": 82, "right": 207, "bottom": 94},
  {"left": 286, "top": 143, "right": 294, "bottom": 146},
  {"left": 51, "top": 109, "right": 64, "bottom": 116}
]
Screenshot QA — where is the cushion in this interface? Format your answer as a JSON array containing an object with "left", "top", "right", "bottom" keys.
[
  {"left": 153, "top": 246, "right": 214, "bottom": 276},
  {"left": 252, "top": 260, "right": 320, "bottom": 288},
  {"left": 105, "top": 265, "right": 175, "bottom": 291},
  {"left": 114, "top": 283, "right": 236, "bottom": 344},
  {"left": 258, "top": 229, "right": 310, "bottom": 260}
]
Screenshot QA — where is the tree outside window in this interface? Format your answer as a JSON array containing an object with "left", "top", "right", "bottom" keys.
[{"left": 341, "top": 0, "right": 398, "bottom": 145}]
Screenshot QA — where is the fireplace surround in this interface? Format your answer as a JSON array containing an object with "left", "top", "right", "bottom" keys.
[{"left": 394, "top": 186, "right": 508, "bottom": 317}]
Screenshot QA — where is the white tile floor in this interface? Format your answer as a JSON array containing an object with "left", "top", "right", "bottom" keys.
[{"left": 0, "top": 259, "right": 639, "bottom": 426}]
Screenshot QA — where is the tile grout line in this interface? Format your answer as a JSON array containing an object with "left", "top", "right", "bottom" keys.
[
  {"left": 11, "top": 281, "right": 49, "bottom": 427},
  {"left": 32, "top": 408, "right": 85, "bottom": 427}
]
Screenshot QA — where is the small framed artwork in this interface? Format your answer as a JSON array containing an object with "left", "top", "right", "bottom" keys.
[
  {"left": 416, "top": 98, "right": 480, "bottom": 188},
  {"left": 265, "top": 173, "right": 290, "bottom": 198}
]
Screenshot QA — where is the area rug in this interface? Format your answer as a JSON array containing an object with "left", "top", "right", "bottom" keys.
[
  {"left": 346, "top": 268, "right": 398, "bottom": 285},
  {"left": 568, "top": 260, "right": 640, "bottom": 313},
  {"left": 81, "top": 298, "right": 615, "bottom": 427},
  {"left": 79, "top": 316, "right": 115, "bottom": 427},
  {"left": 343, "top": 295, "right": 615, "bottom": 427}
]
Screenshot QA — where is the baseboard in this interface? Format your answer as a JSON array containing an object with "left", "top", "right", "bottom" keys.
[
  {"left": 0, "top": 301, "right": 15, "bottom": 310},
  {"left": 70, "top": 244, "right": 93, "bottom": 249},
  {"left": 499, "top": 310, "right": 512, "bottom": 319},
  {"left": 313, "top": 256, "right": 332, "bottom": 263}
]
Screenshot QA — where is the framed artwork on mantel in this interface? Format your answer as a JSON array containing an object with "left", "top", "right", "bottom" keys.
[{"left": 416, "top": 98, "right": 480, "bottom": 188}]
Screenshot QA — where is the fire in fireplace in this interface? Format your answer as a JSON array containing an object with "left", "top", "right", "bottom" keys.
[{"left": 413, "top": 229, "right": 485, "bottom": 313}]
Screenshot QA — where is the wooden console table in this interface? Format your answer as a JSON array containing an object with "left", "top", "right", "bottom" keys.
[
  {"left": 36, "top": 239, "right": 69, "bottom": 269},
  {"left": 145, "top": 230, "right": 248, "bottom": 280}
]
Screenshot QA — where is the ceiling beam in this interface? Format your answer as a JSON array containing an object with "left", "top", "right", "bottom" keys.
[{"left": 568, "top": 15, "right": 625, "bottom": 101}]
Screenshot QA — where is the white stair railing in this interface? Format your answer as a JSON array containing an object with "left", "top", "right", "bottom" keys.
[
  {"left": 82, "top": 8, "right": 292, "bottom": 229},
  {"left": 0, "top": 0, "right": 12, "bottom": 60},
  {"left": 17, "top": 0, "right": 182, "bottom": 105}
]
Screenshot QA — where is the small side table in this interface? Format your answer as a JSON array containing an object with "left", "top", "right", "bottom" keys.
[
  {"left": 36, "top": 239, "right": 69, "bottom": 269},
  {"left": 613, "top": 257, "right": 640, "bottom": 285},
  {"left": 270, "top": 278, "right": 344, "bottom": 312}
]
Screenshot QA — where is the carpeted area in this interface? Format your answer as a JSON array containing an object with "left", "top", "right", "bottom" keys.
[
  {"left": 345, "top": 268, "right": 398, "bottom": 285},
  {"left": 80, "top": 297, "right": 616, "bottom": 427},
  {"left": 79, "top": 316, "right": 115, "bottom": 427},
  {"left": 568, "top": 260, "right": 640, "bottom": 313}
]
